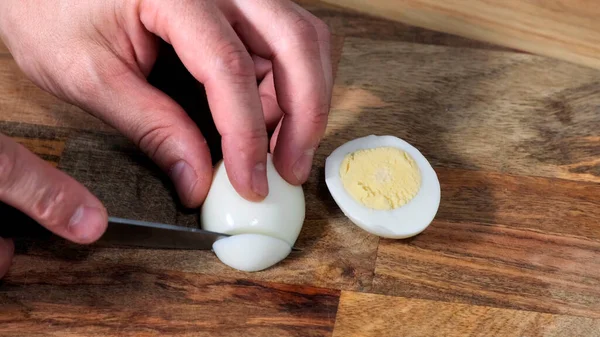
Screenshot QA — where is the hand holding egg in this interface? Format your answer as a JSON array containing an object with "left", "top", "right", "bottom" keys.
[{"left": 201, "top": 153, "right": 305, "bottom": 272}]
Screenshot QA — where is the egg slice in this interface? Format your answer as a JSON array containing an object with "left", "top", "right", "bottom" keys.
[
  {"left": 212, "top": 234, "right": 292, "bottom": 272},
  {"left": 325, "top": 135, "right": 440, "bottom": 238},
  {"left": 201, "top": 153, "right": 305, "bottom": 271}
]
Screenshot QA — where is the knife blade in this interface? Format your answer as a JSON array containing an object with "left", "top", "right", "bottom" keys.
[
  {"left": 99, "top": 216, "right": 230, "bottom": 250},
  {"left": 1, "top": 203, "right": 301, "bottom": 251},
  {"left": 0, "top": 203, "right": 227, "bottom": 250}
]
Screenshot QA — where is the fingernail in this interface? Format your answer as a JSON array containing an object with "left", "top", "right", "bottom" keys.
[
  {"left": 252, "top": 162, "right": 269, "bottom": 198},
  {"left": 293, "top": 149, "right": 315, "bottom": 183},
  {"left": 169, "top": 160, "right": 198, "bottom": 203},
  {"left": 68, "top": 206, "right": 105, "bottom": 241}
]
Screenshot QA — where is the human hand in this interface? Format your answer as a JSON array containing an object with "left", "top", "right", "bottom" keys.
[
  {"left": 0, "top": 0, "right": 331, "bottom": 259},
  {"left": 0, "top": 0, "right": 331, "bottom": 201},
  {"left": 0, "top": 133, "right": 109, "bottom": 277}
]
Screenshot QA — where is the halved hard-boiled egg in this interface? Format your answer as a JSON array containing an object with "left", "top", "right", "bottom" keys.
[
  {"left": 325, "top": 135, "right": 440, "bottom": 238},
  {"left": 201, "top": 153, "right": 305, "bottom": 272}
]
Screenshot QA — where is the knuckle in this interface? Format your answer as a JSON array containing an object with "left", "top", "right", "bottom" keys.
[
  {"left": 224, "top": 128, "right": 268, "bottom": 154},
  {"left": 306, "top": 103, "right": 330, "bottom": 128},
  {"left": 32, "top": 185, "right": 67, "bottom": 227},
  {"left": 56, "top": 52, "right": 102, "bottom": 102},
  {"left": 135, "top": 121, "right": 175, "bottom": 161},
  {"left": 289, "top": 15, "right": 319, "bottom": 45},
  {"left": 214, "top": 43, "right": 254, "bottom": 79}
]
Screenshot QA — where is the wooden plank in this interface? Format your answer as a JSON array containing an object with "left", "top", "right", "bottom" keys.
[
  {"left": 372, "top": 218, "right": 600, "bottom": 318},
  {"left": 324, "top": 37, "right": 600, "bottom": 185},
  {"left": 319, "top": 0, "right": 600, "bottom": 70},
  {"left": 55, "top": 130, "right": 379, "bottom": 291},
  {"left": 296, "top": 0, "right": 512, "bottom": 51},
  {"left": 1, "top": 256, "right": 340, "bottom": 337},
  {"left": 435, "top": 168, "right": 600, "bottom": 238},
  {"left": 332, "top": 292, "right": 600, "bottom": 337}
]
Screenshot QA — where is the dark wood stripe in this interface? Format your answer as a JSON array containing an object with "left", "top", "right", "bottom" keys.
[
  {"left": 57, "top": 131, "right": 200, "bottom": 228},
  {"left": 1, "top": 257, "right": 340, "bottom": 337},
  {"left": 0, "top": 121, "right": 72, "bottom": 140}
]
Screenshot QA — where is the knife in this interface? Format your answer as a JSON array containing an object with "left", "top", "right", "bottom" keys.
[{"left": 0, "top": 203, "right": 228, "bottom": 250}]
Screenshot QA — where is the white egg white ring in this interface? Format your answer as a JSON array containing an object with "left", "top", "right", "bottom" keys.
[{"left": 325, "top": 135, "right": 441, "bottom": 238}]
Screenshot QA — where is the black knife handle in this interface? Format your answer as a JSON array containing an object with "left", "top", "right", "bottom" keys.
[{"left": 0, "top": 202, "right": 55, "bottom": 239}]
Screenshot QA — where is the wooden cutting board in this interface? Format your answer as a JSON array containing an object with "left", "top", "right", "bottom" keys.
[
  {"left": 321, "top": 0, "right": 600, "bottom": 70},
  {"left": 2, "top": 1, "right": 600, "bottom": 336}
]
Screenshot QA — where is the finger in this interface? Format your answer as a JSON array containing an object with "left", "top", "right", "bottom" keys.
[
  {"left": 253, "top": 56, "right": 283, "bottom": 131},
  {"left": 292, "top": 3, "right": 334, "bottom": 101},
  {"left": 259, "top": 71, "right": 284, "bottom": 132},
  {"left": 269, "top": 117, "right": 283, "bottom": 154},
  {"left": 140, "top": 0, "right": 269, "bottom": 201},
  {"left": 76, "top": 60, "right": 214, "bottom": 208},
  {"left": 223, "top": 0, "right": 332, "bottom": 184},
  {"left": 0, "top": 237, "right": 14, "bottom": 278},
  {"left": 252, "top": 54, "right": 272, "bottom": 80},
  {"left": 0, "top": 134, "right": 107, "bottom": 244}
]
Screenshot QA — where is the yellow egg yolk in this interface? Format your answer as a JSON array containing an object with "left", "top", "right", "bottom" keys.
[{"left": 339, "top": 147, "right": 421, "bottom": 210}]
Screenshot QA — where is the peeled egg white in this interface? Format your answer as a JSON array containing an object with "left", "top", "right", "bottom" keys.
[
  {"left": 325, "top": 135, "right": 441, "bottom": 239},
  {"left": 212, "top": 234, "right": 292, "bottom": 272},
  {"left": 201, "top": 153, "right": 305, "bottom": 271}
]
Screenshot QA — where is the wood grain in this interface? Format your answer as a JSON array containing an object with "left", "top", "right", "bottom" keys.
[
  {"left": 332, "top": 292, "right": 600, "bottom": 337},
  {"left": 320, "top": 0, "right": 600, "bottom": 70},
  {"left": 435, "top": 168, "right": 600, "bottom": 239},
  {"left": 296, "top": 0, "right": 512, "bottom": 51},
  {"left": 324, "top": 37, "right": 600, "bottom": 185},
  {"left": 373, "top": 218, "right": 600, "bottom": 318},
  {"left": 13, "top": 218, "right": 378, "bottom": 292},
  {"left": 12, "top": 137, "right": 65, "bottom": 167},
  {"left": 1, "top": 256, "right": 340, "bottom": 337},
  {"left": 0, "top": 121, "right": 70, "bottom": 166}
]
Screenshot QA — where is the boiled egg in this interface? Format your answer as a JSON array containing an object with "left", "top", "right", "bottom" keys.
[
  {"left": 200, "top": 153, "right": 305, "bottom": 272},
  {"left": 212, "top": 234, "right": 292, "bottom": 272},
  {"left": 325, "top": 135, "right": 440, "bottom": 238}
]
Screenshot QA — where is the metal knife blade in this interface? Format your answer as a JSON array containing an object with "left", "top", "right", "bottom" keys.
[
  {"left": 0, "top": 202, "right": 227, "bottom": 250},
  {"left": 99, "top": 216, "right": 229, "bottom": 250}
]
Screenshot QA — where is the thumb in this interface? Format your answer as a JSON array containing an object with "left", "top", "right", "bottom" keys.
[
  {"left": 0, "top": 237, "right": 14, "bottom": 278},
  {"left": 0, "top": 133, "right": 107, "bottom": 244}
]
